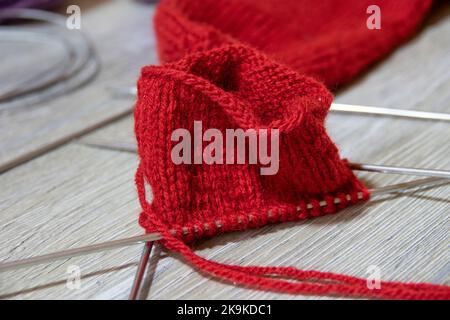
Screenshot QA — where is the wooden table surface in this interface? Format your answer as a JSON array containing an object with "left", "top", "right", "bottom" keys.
[{"left": 0, "top": 0, "right": 449, "bottom": 299}]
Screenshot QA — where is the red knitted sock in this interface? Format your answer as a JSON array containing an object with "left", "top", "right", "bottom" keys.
[
  {"left": 154, "top": 0, "right": 432, "bottom": 88},
  {"left": 134, "top": 44, "right": 450, "bottom": 299}
]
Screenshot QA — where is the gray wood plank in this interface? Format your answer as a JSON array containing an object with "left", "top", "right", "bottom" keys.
[
  {"left": 0, "top": 1, "right": 449, "bottom": 300},
  {"left": 0, "top": 144, "right": 142, "bottom": 299},
  {"left": 0, "top": 143, "right": 448, "bottom": 299},
  {"left": 0, "top": 0, "right": 157, "bottom": 173}
]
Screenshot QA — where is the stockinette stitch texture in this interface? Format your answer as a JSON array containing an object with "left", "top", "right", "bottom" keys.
[
  {"left": 154, "top": 0, "right": 432, "bottom": 88},
  {"left": 136, "top": 45, "right": 368, "bottom": 241},
  {"left": 135, "top": 1, "right": 450, "bottom": 299}
]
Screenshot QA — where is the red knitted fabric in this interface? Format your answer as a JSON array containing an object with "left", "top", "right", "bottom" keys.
[
  {"left": 135, "top": 1, "right": 450, "bottom": 299},
  {"left": 154, "top": 0, "right": 432, "bottom": 88},
  {"left": 136, "top": 45, "right": 369, "bottom": 238}
]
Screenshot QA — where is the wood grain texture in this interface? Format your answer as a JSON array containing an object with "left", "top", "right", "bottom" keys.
[
  {"left": 0, "top": 144, "right": 143, "bottom": 299},
  {"left": 0, "top": 0, "right": 157, "bottom": 173},
  {"left": 0, "top": 1, "right": 449, "bottom": 299}
]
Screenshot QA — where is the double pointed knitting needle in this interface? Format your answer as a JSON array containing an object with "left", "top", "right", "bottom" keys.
[
  {"left": 129, "top": 241, "right": 153, "bottom": 300},
  {"left": 331, "top": 103, "right": 450, "bottom": 122},
  {"left": 80, "top": 140, "right": 450, "bottom": 179},
  {"left": 349, "top": 163, "right": 450, "bottom": 179},
  {"left": 109, "top": 86, "right": 450, "bottom": 122},
  {"left": 0, "top": 176, "right": 448, "bottom": 273},
  {"left": 0, "top": 233, "right": 160, "bottom": 272}
]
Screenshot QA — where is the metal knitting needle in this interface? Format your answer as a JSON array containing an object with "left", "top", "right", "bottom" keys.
[
  {"left": 331, "top": 103, "right": 450, "bottom": 122},
  {"left": 129, "top": 241, "right": 153, "bottom": 300},
  {"left": 349, "top": 163, "right": 450, "bottom": 179},
  {"left": 369, "top": 176, "right": 446, "bottom": 196},
  {"left": 81, "top": 141, "right": 137, "bottom": 153},
  {"left": 0, "top": 176, "right": 448, "bottom": 273},
  {"left": 110, "top": 86, "right": 450, "bottom": 122},
  {"left": 0, "top": 233, "right": 161, "bottom": 272},
  {"left": 80, "top": 140, "right": 450, "bottom": 179}
]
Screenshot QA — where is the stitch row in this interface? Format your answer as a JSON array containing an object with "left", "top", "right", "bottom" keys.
[{"left": 166, "top": 190, "right": 369, "bottom": 240}]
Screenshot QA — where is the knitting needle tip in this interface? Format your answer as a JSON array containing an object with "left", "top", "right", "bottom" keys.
[
  {"left": 350, "top": 163, "right": 450, "bottom": 179},
  {"left": 110, "top": 86, "right": 450, "bottom": 122},
  {"left": 331, "top": 103, "right": 450, "bottom": 122},
  {"left": 0, "top": 233, "right": 161, "bottom": 272},
  {"left": 129, "top": 241, "right": 153, "bottom": 300}
]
